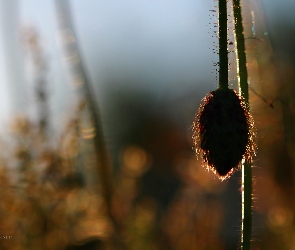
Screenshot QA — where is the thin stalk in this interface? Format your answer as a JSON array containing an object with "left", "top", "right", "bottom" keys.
[
  {"left": 55, "top": 0, "right": 114, "bottom": 218},
  {"left": 55, "top": 1, "right": 125, "bottom": 249},
  {"left": 219, "top": 0, "right": 229, "bottom": 90},
  {"left": 232, "top": 0, "right": 252, "bottom": 249},
  {"left": 233, "top": 0, "right": 248, "bottom": 100},
  {"left": 241, "top": 161, "right": 252, "bottom": 250}
]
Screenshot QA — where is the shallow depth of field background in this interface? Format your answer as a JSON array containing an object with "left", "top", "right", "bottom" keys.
[{"left": 0, "top": 0, "right": 294, "bottom": 249}]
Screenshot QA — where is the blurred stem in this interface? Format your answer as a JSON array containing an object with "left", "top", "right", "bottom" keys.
[
  {"left": 55, "top": 0, "right": 113, "bottom": 214},
  {"left": 219, "top": 0, "right": 229, "bottom": 90},
  {"left": 55, "top": 1, "right": 125, "bottom": 249},
  {"left": 232, "top": 0, "right": 252, "bottom": 249}
]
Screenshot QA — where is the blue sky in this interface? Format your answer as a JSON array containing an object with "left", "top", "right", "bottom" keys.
[
  {"left": 0, "top": 0, "right": 294, "bottom": 130},
  {"left": 0, "top": 0, "right": 215, "bottom": 127}
]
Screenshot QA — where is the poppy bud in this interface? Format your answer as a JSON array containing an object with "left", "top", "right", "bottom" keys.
[{"left": 192, "top": 88, "right": 255, "bottom": 180}]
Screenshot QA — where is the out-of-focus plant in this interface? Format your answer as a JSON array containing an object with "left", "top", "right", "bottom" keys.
[{"left": 0, "top": 28, "right": 114, "bottom": 250}]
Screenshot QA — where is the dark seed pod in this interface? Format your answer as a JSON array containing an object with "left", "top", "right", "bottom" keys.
[{"left": 192, "top": 88, "right": 255, "bottom": 180}]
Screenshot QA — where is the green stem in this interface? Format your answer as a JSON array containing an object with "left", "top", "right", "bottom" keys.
[
  {"left": 242, "top": 162, "right": 252, "bottom": 250},
  {"left": 233, "top": 0, "right": 248, "bottom": 100},
  {"left": 219, "top": 0, "right": 229, "bottom": 90},
  {"left": 232, "top": 0, "right": 252, "bottom": 249}
]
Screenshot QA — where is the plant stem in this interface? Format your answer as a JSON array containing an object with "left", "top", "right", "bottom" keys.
[
  {"left": 242, "top": 162, "right": 252, "bottom": 250},
  {"left": 55, "top": 1, "right": 126, "bottom": 249},
  {"left": 55, "top": 0, "right": 114, "bottom": 219},
  {"left": 232, "top": 0, "right": 252, "bottom": 249},
  {"left": 219, "top": 0, "right": 229, "bottom": 90},
  {"left": 233, "top": 0, "right": 248, "bottom": 100}
]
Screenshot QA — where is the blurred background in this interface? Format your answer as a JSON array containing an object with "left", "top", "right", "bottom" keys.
[{"left": 0, "top": 0, "right": 294, "bottom": 249}]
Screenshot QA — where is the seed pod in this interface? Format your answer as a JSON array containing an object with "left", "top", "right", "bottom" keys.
[{"left": 192, "top": 88, "right": 255, "bottom": 180}]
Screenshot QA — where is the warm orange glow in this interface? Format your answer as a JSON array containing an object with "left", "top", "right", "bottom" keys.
[
  {"left": 122, "top": 145, "right": 150, "bottom": 177},
  {"left": 268, "top": 206, "right": 293, "bottom": 228}
]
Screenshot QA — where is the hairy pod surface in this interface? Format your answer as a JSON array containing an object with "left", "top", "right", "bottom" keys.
[{"left": 192, "top": 88, "right": 255, "bottom": 180}]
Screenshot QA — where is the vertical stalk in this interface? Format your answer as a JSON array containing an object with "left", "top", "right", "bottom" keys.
[
  {"left": 232, "top": 0, "right": 252, "bottom": 249},
  {"left": 55, "top": 0, "right": 114, "bottom": 218},
  {"left": 55, "top": 1, "right": 126, "bottom": 249},
  {"left": 219, "top": 0, "right": 229, "bottom": 90},
  {"left": 233, "top": 0, "right": 248, "bottom": 100},
  {"left": 241, "top": 161, "right": 252, "bottom": 250}
]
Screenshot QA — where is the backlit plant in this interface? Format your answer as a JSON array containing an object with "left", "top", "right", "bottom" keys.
[{"left": 192, "top": 0, "right": 256, "bottom": 249}]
